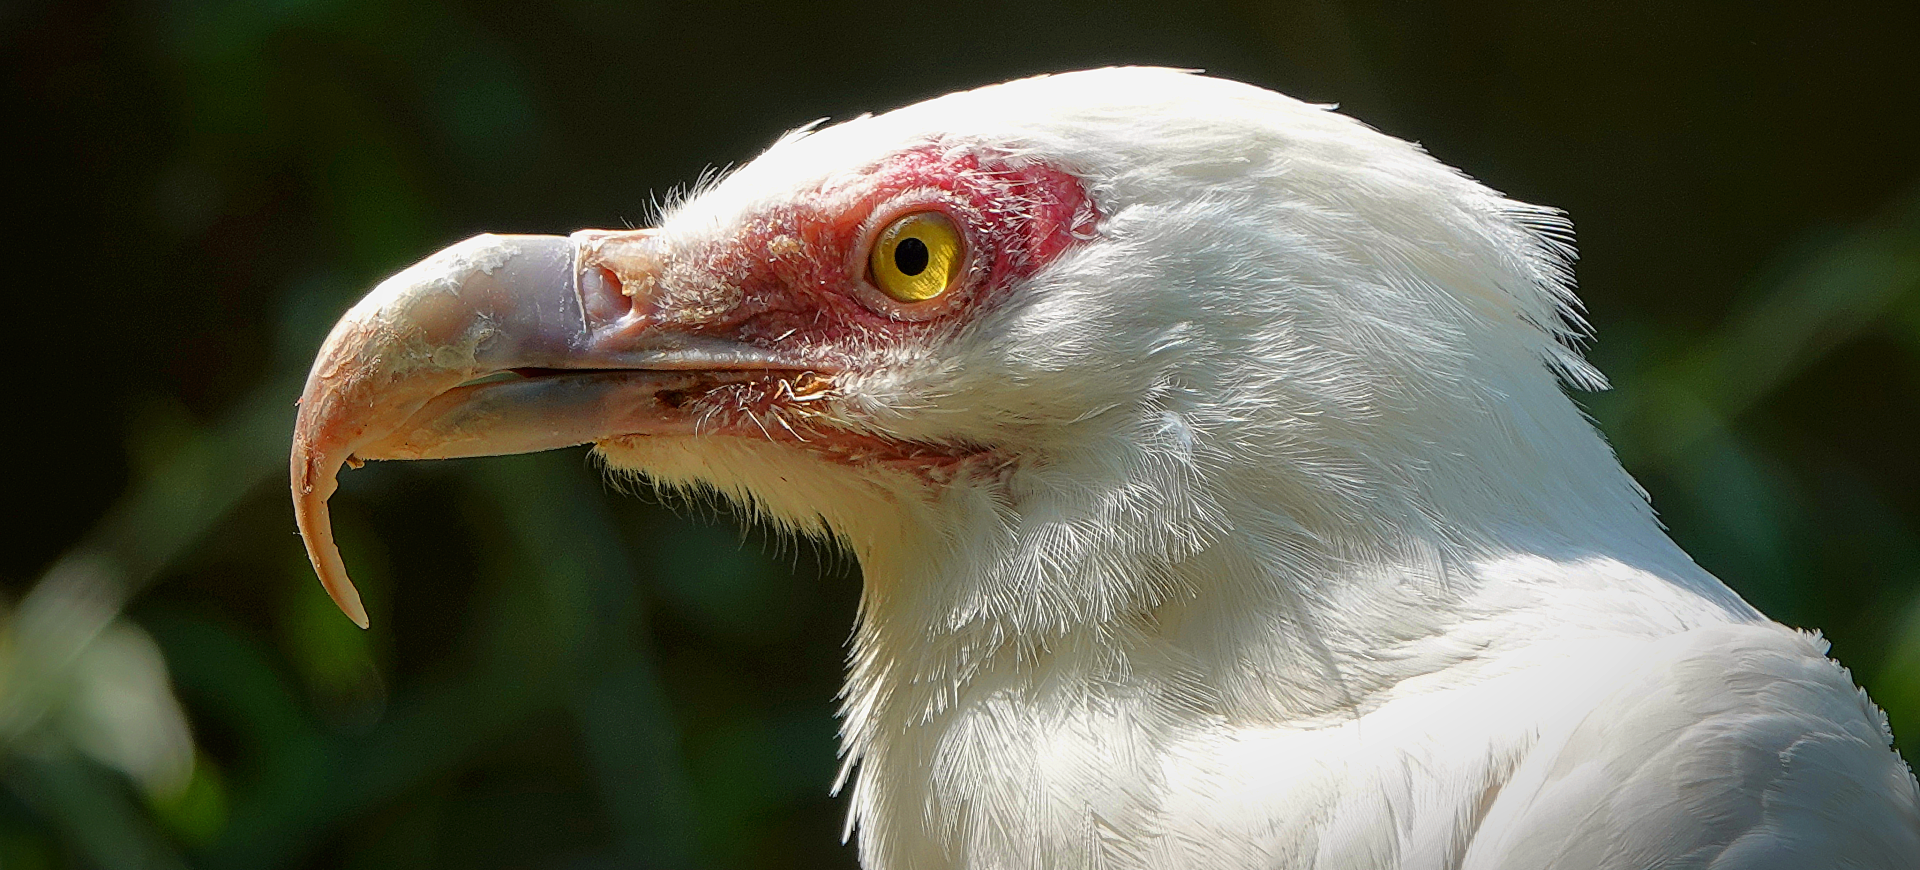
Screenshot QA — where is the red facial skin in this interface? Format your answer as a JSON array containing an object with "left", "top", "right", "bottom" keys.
[
  {"left": 594, "top": 146, "right": 1099, "bottom": 475},
  {"left": 620, "top": 146, "right": 1097, "bottom": 354}
]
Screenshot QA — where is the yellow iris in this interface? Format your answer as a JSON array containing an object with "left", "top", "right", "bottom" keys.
[{"left": 870, "top": 212, "right": 964, "bottom": 302}]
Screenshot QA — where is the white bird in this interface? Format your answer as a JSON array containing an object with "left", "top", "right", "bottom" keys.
[{"left": 290, "top": 68, "right": 1920, "bottom": 869}]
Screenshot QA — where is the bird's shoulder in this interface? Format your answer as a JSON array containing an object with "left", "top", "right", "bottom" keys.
[{"left": 1460, "top": 621, "right": 1920, "bottom": 869}]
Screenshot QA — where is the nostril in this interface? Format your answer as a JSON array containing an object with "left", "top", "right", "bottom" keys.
[
  {"left": 574, "top": 229, "right": 661, "bottom": 323},
  {"left": 578, "top": 260, "right": 639, "bottom": 322},
  {"left": 597, "top": 265, "right": 633, "bottom": 314}
]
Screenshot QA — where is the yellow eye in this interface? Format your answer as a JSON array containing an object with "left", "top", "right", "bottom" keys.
[{"left": 869, "top": 211, "right": 964, "bottom": 303}]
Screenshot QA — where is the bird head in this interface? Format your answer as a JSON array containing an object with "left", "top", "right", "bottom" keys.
[{"left": 293, "top": 67, "right": 1655, "bottom": 647}]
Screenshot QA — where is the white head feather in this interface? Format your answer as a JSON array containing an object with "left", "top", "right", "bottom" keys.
[{"left": 584, "top": 68, "right": 1865, "bottom": 868}]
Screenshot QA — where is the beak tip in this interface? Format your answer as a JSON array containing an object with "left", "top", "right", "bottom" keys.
[
  {"left": 291, "top": 464, "right": 373, "bottom": 630},
  {"left": 322, "top": 570, "right": 372, "bottom": 629}
]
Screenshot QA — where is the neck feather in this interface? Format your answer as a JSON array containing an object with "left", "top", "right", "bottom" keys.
[{"left": 818, "top": 387, "right": 1753, "bottom": 865}]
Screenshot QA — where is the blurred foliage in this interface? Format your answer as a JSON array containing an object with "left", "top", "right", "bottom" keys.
[{"left": 3, "top": 0, "right": 1918, "bottom": 867}]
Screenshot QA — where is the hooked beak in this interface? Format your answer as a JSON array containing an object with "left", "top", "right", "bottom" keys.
[{"left": 292, "top": 232, "right": 809, "bottom": 627}]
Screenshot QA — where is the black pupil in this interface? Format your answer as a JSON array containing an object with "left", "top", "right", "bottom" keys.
[{"left": 894, "top": 236, "right": 931, "bottom": 276}]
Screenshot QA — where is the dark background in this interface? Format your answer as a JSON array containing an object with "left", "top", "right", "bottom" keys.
[{"left": 4, "top": 2, "right": 1918, "bottom": 868}]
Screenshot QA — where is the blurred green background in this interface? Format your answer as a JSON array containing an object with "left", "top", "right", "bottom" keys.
[{"left": 4, "top": 1, "right": 1919, "bottom": 868}]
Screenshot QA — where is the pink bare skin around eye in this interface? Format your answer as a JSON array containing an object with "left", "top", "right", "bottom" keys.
[{"left": 610, "top": 147, "right": 1099, "bottom": 355}]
